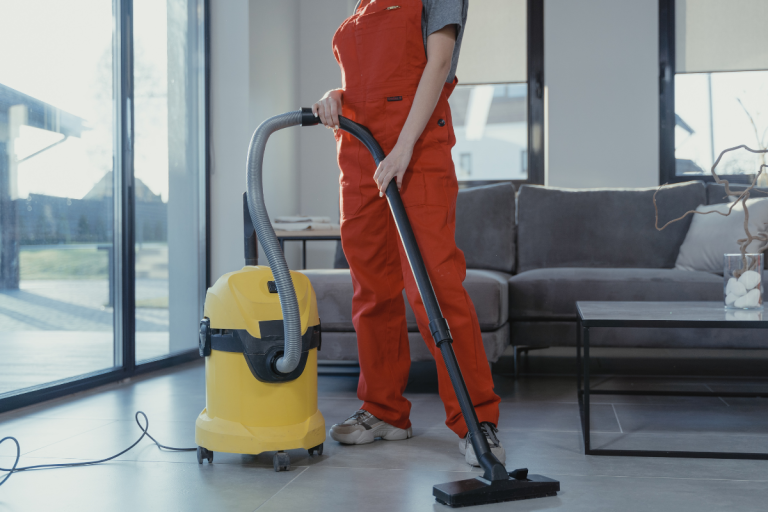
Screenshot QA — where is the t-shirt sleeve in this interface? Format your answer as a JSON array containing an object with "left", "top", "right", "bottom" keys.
[
  {"left": 423, "top": 0, "right": 465, "bottom": 38},
  {"left": 422, "top": 0, "right": 467, "bottom": 83}
]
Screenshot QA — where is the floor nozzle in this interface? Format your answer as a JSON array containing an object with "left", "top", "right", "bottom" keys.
[{"left": 433, "top": 471, "right": 559, "bottom": 508}]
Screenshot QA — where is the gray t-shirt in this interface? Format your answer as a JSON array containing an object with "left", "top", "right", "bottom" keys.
[{"left": 352, "top": 0, "right": 467, "bottom": 82}]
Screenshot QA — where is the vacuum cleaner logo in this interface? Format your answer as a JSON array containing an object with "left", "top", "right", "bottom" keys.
[{"left": 387, "top": 96, "right": 403, "bottom": 102}]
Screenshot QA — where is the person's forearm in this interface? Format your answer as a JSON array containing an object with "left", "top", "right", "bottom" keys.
[
  {"left": 396, "top": 56, "right": 452, "bottom": 149},
  {"left": 371, "top": 25, "right": 455, "bottom": 194}
]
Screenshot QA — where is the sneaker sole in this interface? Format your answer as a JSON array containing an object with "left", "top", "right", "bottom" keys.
[{"left": 330, "top": 424, "right": 413, "bottom": 445}]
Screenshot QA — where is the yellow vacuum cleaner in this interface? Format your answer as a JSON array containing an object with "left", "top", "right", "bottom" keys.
[{"left": 195, "top": 111, "right": 326, "bottom": 472}]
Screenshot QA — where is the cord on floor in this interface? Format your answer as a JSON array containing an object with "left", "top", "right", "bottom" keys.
[{"left": 0, "top": 411, "right": 196, "bottom": 488}]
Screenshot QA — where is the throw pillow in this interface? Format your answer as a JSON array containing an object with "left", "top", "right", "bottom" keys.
[{"left": 675, "top": 198, "right": 768, "bottom": 273}]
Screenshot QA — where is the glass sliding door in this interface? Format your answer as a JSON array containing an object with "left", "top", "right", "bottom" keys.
[
  {"left": 0, "top": 0, "right": 117, "bottom": 393},
  {"left": 0, "top": 0, "right": 206, "bottom": 409},
  {"left": 133, "top": 0, "right": 206, "bottom": 362}
]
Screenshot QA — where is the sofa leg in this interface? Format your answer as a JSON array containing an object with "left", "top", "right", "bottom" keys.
[
  {"left": 512, "top": 346, "right": 518, "bottom": 378},
  {"left": 514, "top": 346, "right": 550, "bottom": 378}
]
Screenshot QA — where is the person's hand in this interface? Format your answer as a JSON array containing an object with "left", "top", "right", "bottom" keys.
[
  {"left": 373, "top": 142, "right": 413, "bottom": 197},
  {"left": 312, "top": 89, "right": 343, "bottom": 130}
]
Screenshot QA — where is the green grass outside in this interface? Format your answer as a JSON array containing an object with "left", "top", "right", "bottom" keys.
[
  {"left": 20, "top": 247, "right": 108, "bottom": 280},
  {"left": 135, "top": 296, "right": 169, "bottom": 308}
]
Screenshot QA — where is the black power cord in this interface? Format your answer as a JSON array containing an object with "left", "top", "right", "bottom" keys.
[{"left": 0, "top": 411, "right": 196, "bottom": 488}]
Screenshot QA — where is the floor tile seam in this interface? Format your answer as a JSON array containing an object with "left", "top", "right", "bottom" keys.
[
  {"left": 2, "top": 454, "right": 280, "bottom": 468},
  {"left": 416, "top": 426, "right": 620, "bottom": 434},
  {"left": 253, "top": 466, "right": 310, "bottom": 511},
  {"left": 15, "top": 414, "right": 203, "bottom": 422},
  {"left": 499, "top": 399, "right": 739, "bottom": 407},
  {"left": 609, "top": 402, "right": 757, "bottom": 409},
  {"left": 312, "top": 465, "right": 474, "bottom": 473},
  {"left": 704, "top": 383, "right": 733, "bottom": 407},
  {"left": 539, "top": 471, "right": 768, "bottom": 484},
  {"left": 318, "top": 395, "right": 438, "bottom": 401},
  {"left": 593, "top": 430, "right": 768, "bottom": 439},
  {"left": 17, "top": 419, "right": 121, "bottom": 456},
  {"left": 611, "top": 404, "right": 624, "bottom": 433},
  {"left": 16, "top": 419, "right": 201, "bottom": 458}
]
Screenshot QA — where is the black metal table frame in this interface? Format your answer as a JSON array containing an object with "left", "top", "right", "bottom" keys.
[
  {"left": 276, "top": 234, "right": 340, "bottom": 270},
  {"left": 577, "top": 311, "right": 768, "bottom": 460}
]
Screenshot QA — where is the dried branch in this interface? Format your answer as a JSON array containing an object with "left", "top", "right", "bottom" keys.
[
  {"left": 654, "top": 145, "right": 768, "bottom": 277},
  {"left": 737, "top": 98, "right": 767, "bottom": 186}
]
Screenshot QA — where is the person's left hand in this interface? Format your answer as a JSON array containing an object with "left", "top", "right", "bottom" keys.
[{"left": 373, "top": 142, "right": 413, "bottom": 197}]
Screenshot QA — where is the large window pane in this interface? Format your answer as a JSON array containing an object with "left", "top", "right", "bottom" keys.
[
  {"left": 448, "top": 83, "right": 528, "bottom": 182},
  {"left": 674, "top": 71, "right": 768, "bottom": 177},
  {"left": 0, "top": 0, "right": 115, "bottom": 392},
  {"left": 133, "top": 0, "right": 205, "bottom": 362}
]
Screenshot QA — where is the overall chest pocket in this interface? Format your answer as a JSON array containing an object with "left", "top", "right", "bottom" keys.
[{"left": 354, "top": 6, "right": 407, "bottom": 85}]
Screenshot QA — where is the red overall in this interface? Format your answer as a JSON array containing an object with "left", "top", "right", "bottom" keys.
[{"left": 332, "top": 0, "right": 500, "bottom": 438}]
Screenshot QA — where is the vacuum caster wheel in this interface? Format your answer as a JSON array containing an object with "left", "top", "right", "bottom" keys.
[
  {"left": 308, "top": 443, "right": 324, "bottom": 456},
  {"left": 197, "top": 446, "right": 213, "bottom": 464},
  {"left": 273, "top": 451, "right": 290, "bottom": 472}
]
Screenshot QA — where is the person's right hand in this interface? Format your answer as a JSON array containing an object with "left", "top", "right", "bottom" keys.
[{"left": 312, "top": 89, "right": 343, "bottom": 130}]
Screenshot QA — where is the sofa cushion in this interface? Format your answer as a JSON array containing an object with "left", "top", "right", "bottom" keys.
[
  {"left": 706, "top": 183, "right": 768, "bottom": 270},
  {"left": 674, "top": 198, "right": 768, "bottom": 272},
  {"left": 455, "top": 183, "right": 516, "bottom": 273},
  {"left": 301, "top": 268, "right": 510, "bottom": 332},
  {"left": 318, "top": 325, "right": 509, "bottom": 363},
  {"left": 516, "top": 182, "right": 706, "bottom": 272},
  {"left": 508, "top": 267, "right": 723, "bottom": 319}
]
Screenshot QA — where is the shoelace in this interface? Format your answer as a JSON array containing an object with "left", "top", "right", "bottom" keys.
[
  {"left": 479, "top": 422, "right": 500, "bottom": 447},
  {"left": 347, "top": 409, "right": 372, "bottom": 424}
]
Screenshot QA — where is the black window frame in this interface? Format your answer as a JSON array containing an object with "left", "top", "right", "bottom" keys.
[
  {"left": 458, "top": 0, "right": 544, "bottom": 189},
  {"left": 659, "top": 0, "right": 760, "bottom": 186},
  {"left": 0, "top": 0, "right": 210, "bottom": 414}
]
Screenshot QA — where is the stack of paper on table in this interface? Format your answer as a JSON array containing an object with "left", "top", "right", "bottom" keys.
[{"left": 272, "top": 215, "right": 338, "bottom": 232}]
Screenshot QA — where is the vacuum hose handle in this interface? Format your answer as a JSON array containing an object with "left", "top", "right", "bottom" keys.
[{"left": 301, "top": 107, "right": 508, "bottom": 482}]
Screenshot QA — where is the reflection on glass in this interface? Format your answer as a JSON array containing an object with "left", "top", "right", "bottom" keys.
[
  {"left": 675, "top": 71, "right": 768, "bottom": 177},
  {"left": 0, "top": 1, "right": 115, "bottom": 393},
  {"left": 726, "top": 310, "right": 763, "bottom": 321},
  {"left": 448, "top": 83, "right": 527, "bottom": 181},
  {"left": 133, "top": 0, "right": 205, "bottom": 362}
]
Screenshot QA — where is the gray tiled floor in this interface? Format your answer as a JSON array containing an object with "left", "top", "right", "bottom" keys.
[{"left": 1, "top": 361, "right": 767, "bottom": 511}]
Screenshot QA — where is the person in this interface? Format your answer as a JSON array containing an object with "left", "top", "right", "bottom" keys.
[{"left": 312, "top": 0, "right": 504, "bottom": 467}]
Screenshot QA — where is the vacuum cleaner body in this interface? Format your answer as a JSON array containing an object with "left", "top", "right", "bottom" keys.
[{"left": 195, "top": 266, "right": 325, "bottom": 459}]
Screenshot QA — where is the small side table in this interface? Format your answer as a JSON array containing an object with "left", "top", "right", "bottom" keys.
[{"left": 274, "top": 228, "right": 341, "bottom": 269}]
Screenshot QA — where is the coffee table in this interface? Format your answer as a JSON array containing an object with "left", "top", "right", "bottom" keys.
[{"left": 577, "top": 301, "right": 768, "bottom": 460}]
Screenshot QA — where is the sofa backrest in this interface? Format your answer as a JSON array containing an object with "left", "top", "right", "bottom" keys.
[
  {"left": 706, "top": 182, "right": 768, "bottom": 204},
  {"left": 455, "top": 183, "right": 516, "bottom": 273},
  {"left": 516, "top": 181, "right": 706, "bottom": 272}
]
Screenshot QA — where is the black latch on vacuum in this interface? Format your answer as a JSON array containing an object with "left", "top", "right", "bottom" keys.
[
  {"left": 267, "top": 281, "right": 278, "bottom": 293},
  {"left": 199, "top": 318, "right": 211, "bottom": 357}
]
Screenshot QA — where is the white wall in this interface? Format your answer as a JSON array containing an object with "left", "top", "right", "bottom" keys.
[
  {"left": 297, "top": 0, "right": 351, "bottom": 269},
  {"left": 545, "top": 0, "right": 659, "bottom": 189},
  {"left": 209, "top": 0, "right": 304, "bottom": 281},
  {"left": 209, "top": 0, "right": 251, "bottom": 281},
  {"left": 249, "top": 0, "right": 302, "bottom": 268}
]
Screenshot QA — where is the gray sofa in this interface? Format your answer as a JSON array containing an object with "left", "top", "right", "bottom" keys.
[{"left": 302, "top": 180, "right": 766, "bottom": 363}]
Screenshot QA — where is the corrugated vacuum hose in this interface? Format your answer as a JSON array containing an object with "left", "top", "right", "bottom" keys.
[{"left": 245, "top": 110, "right": 304, "bottom": 375}]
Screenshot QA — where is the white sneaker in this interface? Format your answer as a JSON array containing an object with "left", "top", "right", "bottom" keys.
[
  {"left": 458, "top": 422, "right": 506, "bottom": 467},
  {"left": 329, "top": 409, "right": 413, "bottom": 445}
]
